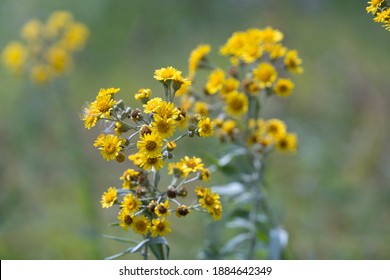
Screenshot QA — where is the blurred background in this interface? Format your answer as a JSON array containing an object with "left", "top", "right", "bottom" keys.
[{"left": 1, "top": 0, "right": 390, "bottom": 259}]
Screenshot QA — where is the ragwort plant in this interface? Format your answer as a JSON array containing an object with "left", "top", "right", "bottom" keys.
[
  {"left": 366, "top": 0, "right": 390, "bottom": 31},
  {"left": 181, "top": 26, "right": 303, "bottom": 259},
  {"left": 82, "top": 69, "right": 222, "bottom": 259}
]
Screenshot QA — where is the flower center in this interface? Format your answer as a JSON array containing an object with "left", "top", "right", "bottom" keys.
[{"left": 145, "top": 140, "right": 157, "bottom": 151}]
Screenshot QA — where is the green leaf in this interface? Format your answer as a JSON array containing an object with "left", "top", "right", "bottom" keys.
[
  {"left": 102, "top": 234, "right": 138, "bottom": 244},
  {"left": 226, "top": 217, "right": 255, "bottom": 231},
  {"left": 130, "top": 238, "right": 150, "bottom": 253},
  {"left": 221, "top": 232, "right": 251, "bottom": 254}
]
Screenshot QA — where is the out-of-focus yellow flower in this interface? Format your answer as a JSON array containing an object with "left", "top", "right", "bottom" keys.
[
  {"left": 21, "top": 19, "right": 42, "bottom": 42},
  {"left": 188, "top": 44, "right": 211, "bottom": 79},
  {"left": 46, "top": 45, "right": 72, "bottom": 74},
  {"left": 253, "top": 62, "right": 278, "bottom": 88},
  {"left": 31, "top": 64, "right": 51, "bottom": 84},
  {"left": 225, "top": 91, "right": 249, "bottom": 117},
  {"left": 61, "top": 22, "right": 89, "bottom": 51},
  {"left": 205, "top": 68, "right": 225, "bottom": 94},
  {"left": 276, "top": 133, "right": 298, "bottom": 153},
  {"left": 273, "top": 78, "right": 295, "bottom": 97},
  {"left": 198, "top": 117, "right": 214, "bottom": 138},
  {"left": 2, "top": 42, "right": 27, "bottom": 73},
  {"left": 265, "top": 119, "right": 286, "bottom": 141},
  {"left": 284, "top": 50, "right": 303, "bottom": 74}
]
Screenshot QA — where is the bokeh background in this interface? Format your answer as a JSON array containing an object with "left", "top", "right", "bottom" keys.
[{"left": 1, "top": 0, "right": 390, "bottom": 259}]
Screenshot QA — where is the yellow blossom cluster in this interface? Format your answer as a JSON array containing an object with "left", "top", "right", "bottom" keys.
[
  {"left": 83, "top": 66, "right": 222, "bottom": 242},
  {"left": 182, "top": 26, "right": 302, "bottom": 155},
  {"left": 1, "top": 11, "right": 89, "bottom": 84},
  {"left": 366, "top": 0, "right": 390, "bottom": 31}
]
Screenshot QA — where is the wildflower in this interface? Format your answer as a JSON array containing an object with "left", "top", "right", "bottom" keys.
[
  {"left": 205, "top": 68, "right": 225, "bottom": 94},
  {"left": 200, "top": 168, "right": 211, "bottom": 181},
  {"left": 100, "top": 187, "right": 117, "bottom": 208},
  {"left": 221, "top": 77, "right": 240, "bottom": 97},
  {"left": 195, "top": 186, "right": 207, "bottom": 197},
  {"left": 2, "top": 42, "right": 27, "bottom": 73},
  {"left": 210, "top": 203, "right": 223, "bottom": 221},
  {"left": 260, "top": 26, "right": 284, "bottom": 44},
  {"left": 45, "top": 11, "right": 74, "bottom": 38},
  {"left": 119, "top": 169, "right": 140, "bottom": 189},
  {"left": 118, "top": 209, "right": 133, "bottom": 231},
  {"left": 166, "top": 141, "right": 177, "bottom": 151},
  {"left": 92, "top": 93, "right": 116, "bottom": 118},
  {"left": 266, "top": 119, "right": 286, "bottom": 141},
  {"left": 374, "top": 7, "right": 390, "bottom": 22},
  {"left": 135, "top": 88, "right": 151, "bottom": 100},
  {"left": 131, "top": 215, "right": 150, "bottom": 235},
  {"left": 143, "top": 97, "right": 163, "bottom": 114},
  {"left": 198, "top": 117, "right": 214, "bottom": 138},
  {"left": 154, "top": 101, "right": 180, "bottom": 119},
  {"left": 61, "top": 22, "right": 89, "bottom": 51},
  {"left": 267, "top": 43, "right": 287, "bottom": 60},
  {"left": 98, "top": 87, "right": 120, "bottom": 97},
  {"left": 139, "top": 155, "right": 165, "bottom": 171},
  {"left": 276, "top": 133, "right": 297, "bottom": 153},
  {"left": 121, "top": 193, "right": 141, "bottom": 213},
  {"left": 154, "top": 66, "right": 181, "bottom": 83},
  {"left": 137, "top": 131, "right": 163, "bottom": 158},
  {"left": 168, "top": 162, "right": 186, "bottom": 178},
  {"left": 151, "top": 115, "right": 176, "bottom": 138},
  {"left": 154, "top": 200, "right": 170, "bottom": 217},
  {"left": 175, "top": 82, "right": 190, "bottom": 96},
  {"left": 94, "top": 134, "right": 124, "bottom": 161},
  {"left": 194, "top": 101, "right": 209, "bottom": 116},
  {"left": 241, "top": 44, "right": 263, "bottom": 64},
  {"left": 188, "top": 44, "right": 211, "bottom": 79},
  {"left": 81, "top": 103, "right": 99, "bottom": 129},
  {"left": 366, "top": 0, "right": 384, "bottom": 14},
  {"left": 150, "top": 218, "right": 171, "bottom": 237},
  {"left": 128, "top": 152, "right": 144, "bottom": 167},
  {"left": 21, "top": 19, "right": 41, "bottom": 42},
  {"left": 199, "top": 188, "right": 221, "bottom": 212},
  {"left": 273, "top": 78, "right": 295, "bottom": 97},
  {"left": 31, "top": 64, "right": 51, "bottom": 84},
  {"left": 176, "top": 205, "right": 190, "bottom": 217},
  {"left": 46, "top": 46, "right": 71, "bottom": 75},
  {"left": 253, "top": 62, "right": 278, "bottom": 88},
  {"left": 221, "top": 119, "right": 237, "bottom": 136},
  {"left": 225, "top": 91, "right": 249, "bottom": 117},
  {"left": 284, "top": 50, "right": 303, "bottom": 74},
  {"left": 181, "top": 156, "right": 204, "bottom": 175}
]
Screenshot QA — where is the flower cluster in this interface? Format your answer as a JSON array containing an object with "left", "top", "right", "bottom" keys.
[
  {"left": 366, "top": 0, "right": 390, "bottom": 31},
  {"left": 82, "top": 66, "right": 222, "bottom": 245},
  {"left": 1, "top": 11, "right": 89, "bottom": 84},
  {"left": 182, "top": 26, "right": 302, "bottom": 155}
]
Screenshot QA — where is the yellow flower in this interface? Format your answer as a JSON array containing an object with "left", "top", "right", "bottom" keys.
[
  {"left": 154, "top": 66, "right": 181, "bottom": 82},
  {"left": 100, "top": 187, "right": 117, "bottom": 208},
  {"left": 366, "top": 0, "right": 384, "bottom": 14},
  {"left": 194, "top": 101, "right": 209, "bottom": 116},
  {"left": 199, "top": 188, "right": 220, "bottom": 212},
  {"left": 188, "top": 44, "right": 211, "bottom": 79},
  {"left": 221, "top": 77, "right": 240, "bottom": 97},
  {"left": 276, "top": 133, "right": 298, "bottom": 153},
  {"left": 225, "top": 91, "right": 249, "bottom": 117},
  {"left": 151, "top": 115, "right": 176, "bottom": 138},
  {"left": 374, "top": 7, "right": 390, "bottom": 22},
  {"left": 168, "top": 162, "right": 186, "bottom": 178},
  {"left": 220, "top": 31, "right": 246, "bottom": 60},
  {"left": 241, "top": 44, "right": 263, "bottom": 64},
  {"left": 154, "top": 101, "right": 180, "bottom": 119},
  {"left": 175, "top": 82, "right": 190, "bottom": 96},
  {"left": 260, "top": 26, "right": 284, "bottom": 44},
  {"left": 46, "top": 46, "right": 72, "bottom": 74},
  {"left": 45, "top": 11, "right": 74, "bottom": 38},
  {"left": 31, "top": 64, "right": 51, "bottom": 84},
  {"left": 21, "top": 19, "right": 42, "bottom": 42},
  {"left": 284, "top": 50, "right": 303, "bottom": 74},
  {"left": 81, "top": 103, "right": 99, "bottom": 129},
  {"left": 221, "top": 119, "right": 237, "bottom": 136},
  {"left": 135, "top": 88, "right": 151, "bottom": 100},
  {"left": 131, "top": 215, "right": 150, "bottom": 235},
  {"left": 273, "top": 78, "right": 295, "bottom": 97},
  {"left": 154, "top": 200, "right": 170, "bottom": 217},
  {"left": 139, "top": 155, "right": 165, "bottom": 171},
  {"left": 205, "top": 69, "right": 225, "bottom": 94},
  {"left": 195, "top": 186, "right": 207, "bottom": 197},
  {"left": 253, "top": 62, "right": 278, "bottom": 88},
  {"left": 176, "top": 205, "right": 190, "bottom": 217},
  {"left": 137, "top": 131, "right": 163, "bottom": 158},
  {"left": 143, "top": 97, "right": 163, "bottom": 114},
  {"left": 198, "top": 117, "right": 214, "bottom": 138},
  {"left": 98, "top": 87, "right": 120, "bottom": 97},
  {"left": 119, "top": 169, "right": 140, "bottom": 189},
  {"left": 200, "top": 168, "right": 211, "bottom": 182},
  {"left": 150, "top": 218, "right": 171, "bottom": 237},
  {"left": 122, "top": 193, "right": 141, "bottom": 213},
  {"left": 266, "top": 43, "right": 287, "bottom": 60},
  {"left": 61, "top": 22, "right": 89, "bottom": 51},
  {"left": 118, "top": 209, "right": 133, "bottom": 231},
  {"left": 128, "top": 152, "right": 144, "bottom": 167},
  {"left": 93, "top": 134, "right": 124, "bottom": 161},
  {"left": 180, "top": 156, "right": 204, "bottom": 175},
  {"left": 266, "top": 119, "right": 286, "bottom": 141},
  {"left": 2, "top": 41, "right": 27, "bottom": 73},
  {"left": 210, "top": 203, "right": 223, "bottom": 221},
  {"left": 92, "top": 93, "right": 116, "bottom": 118}
]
